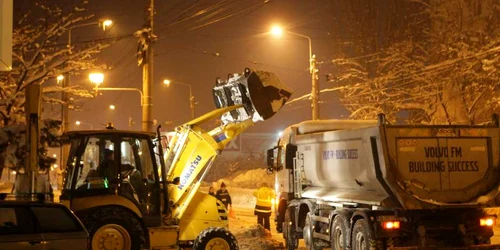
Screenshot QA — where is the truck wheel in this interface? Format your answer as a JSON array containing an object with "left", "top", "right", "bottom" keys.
[
  {"left": 80, "top": 207, "right": 145, "bottom": 250},
  {"left": 352, "top": 219, "right": 379, "bottom": 250},
  {"left": 304, "top": 214, "right": 323, "bottom": 250},
  {"left": 193, "top": 227, "right": 239, "bottom": 250},
  {"left": 331, "top": 215, "right": 348, "bottom": 250},
  {"left": 276, "top": 201, "right": 286, "bottom": 233},
  {"left": 284, "top": 210, "right": 298, "bottom": 250}
]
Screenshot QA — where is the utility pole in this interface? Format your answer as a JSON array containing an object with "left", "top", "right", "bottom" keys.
[
  {"left": 310, "top": 55, "right": 320, "bottom": 120},
  {"left": 24, "top": 84, "right": 41, "bottom": 195},
  {"left": 136, "top": 0, "right": 155, "bottom": 132}
]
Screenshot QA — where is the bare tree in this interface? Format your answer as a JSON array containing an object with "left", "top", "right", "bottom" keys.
[
  {"left": 0, "top": 1, "right": 116, "bottom": 183},
  {"left": 320, "top": 0, "right": 500, "bottom": 124}
]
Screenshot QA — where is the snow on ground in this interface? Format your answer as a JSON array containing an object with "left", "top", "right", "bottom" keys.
[{"left": 201, "top": 168, "right": 288, "bottom": 249}]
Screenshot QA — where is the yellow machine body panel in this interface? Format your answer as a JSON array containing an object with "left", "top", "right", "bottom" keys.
[
  {"left": 177, "top": 192, "right": 228, "bottom": 241},
  {"left": 66, "top": 195, "right": 142, "bottom": 218},
  {"left": 148, "top": 226, "right": 179, "bottom": 249}
]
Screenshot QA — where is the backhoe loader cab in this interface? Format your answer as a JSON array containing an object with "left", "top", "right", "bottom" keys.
[{"left": 59, "top": 68, "right": 292, "bottom": 250}]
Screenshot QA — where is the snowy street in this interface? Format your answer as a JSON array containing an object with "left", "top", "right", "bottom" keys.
[{"left": 225, "top": 186, "right": 305, "bottom": 250}]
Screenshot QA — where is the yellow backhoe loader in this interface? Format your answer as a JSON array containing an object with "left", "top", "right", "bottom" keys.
[{"left": 59, "top": 68, "right": 292, "bottom": 250}]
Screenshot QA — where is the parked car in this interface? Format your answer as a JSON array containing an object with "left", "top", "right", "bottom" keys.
[{"left": 0, "top": 193, "right": 89, "bottom": 249}]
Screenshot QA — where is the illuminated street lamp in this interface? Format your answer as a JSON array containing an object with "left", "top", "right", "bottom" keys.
[
  {"left": 109, "top": 105, "right": 116, "bottom": 110},
  {"left": 101, "top": 19, "right": 113, "bottom": 31},
  {"left": 163, "top": 79, "right": 196, "bottom": 119},
  {"left": 75, "top": 120, "right": 93, "bottom": 129},
  {"left": 89, "top": 72, "right": 104, "bottom": 86},
  {"left": 270, "top": 25, "right": 319, "bottom": 120},
  {"left": 89, "top": 73, "right": 145, "bottom": 107},
  {"left": 270, "top": 26, "right": 284, "bottom": 37},
  {"left": 56, "top": 75, "right": 64, "bottom": 83},
  {"left": 61, "top": 19, "right": 115, "bottom": 174}
]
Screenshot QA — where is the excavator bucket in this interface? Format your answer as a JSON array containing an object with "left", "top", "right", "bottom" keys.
[{"left": 212, "top": 68, "right": 292, "bottom": 123}]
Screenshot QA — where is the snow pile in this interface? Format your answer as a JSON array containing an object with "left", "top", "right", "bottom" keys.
[
  {"left": 224, "top": 168, "right": 275, "bottom": 189},
  {"left": 229, "top": 187, "right": 256, "bottom": 208},
  {"left": 235, "top": 225, "right": 284, "bottom": 250}
]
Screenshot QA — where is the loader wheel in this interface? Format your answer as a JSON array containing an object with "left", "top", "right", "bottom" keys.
[
  {"left": 79, "top": 207, "right": 144, "bottom": 250},
  {"left": 331, "top": 215, "right": 348, "bottom": 250},
  {"left": 193, "top": 227, "right": 239, "bottom": 250},
  {"left": 351, "top": 219, "right": 380, "bottom": 250}
]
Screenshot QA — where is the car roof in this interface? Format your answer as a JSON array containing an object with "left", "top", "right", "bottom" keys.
[
  {"left": 64, "top": 129, "right": 156, "bottom": 138},
  {"left": 0, "top": 200, "right": 65, "bottom": 207}
]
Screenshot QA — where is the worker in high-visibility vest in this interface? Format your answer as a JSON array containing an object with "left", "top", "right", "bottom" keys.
[{"left": 253, "top": 183, "right": 276, "bottom": 231}]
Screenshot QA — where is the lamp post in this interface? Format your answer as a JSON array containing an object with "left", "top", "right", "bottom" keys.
[
  {"left": 90, "top": 73, "right": 146, "bottom": 106},
  {"left": 63, "top": 20, "right": 113, "bottom": 133},
  {"left": 163, "top": 79, "right": 195, "bottom": 119},
  {"left": 270, "top": 25, "right": 319, "bottom": 120},
  {"left": 60, "top": 20, "right": 112, "bottom": 174},
  {"left": 89, "top": 73, "right": 147, "bottom": 130}
]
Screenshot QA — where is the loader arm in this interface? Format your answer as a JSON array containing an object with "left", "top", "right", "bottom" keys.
[{"left": 163, "top": 68, "right": 292, "bottom": 221}]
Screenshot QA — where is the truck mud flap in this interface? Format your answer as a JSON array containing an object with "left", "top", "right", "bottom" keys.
[
  {"left": 388, "top": 244, "right": 500, "bottom": 250},
  {"left": 212, "top": 68, "right": 292, "bottom": 122}
]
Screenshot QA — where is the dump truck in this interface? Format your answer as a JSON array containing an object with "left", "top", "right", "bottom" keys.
[
  {"left": 267, "top": 114, "right": 500, "bottom": 250},
  {"left": 59, "top": 68, "right": 292, "bottom": 250}
]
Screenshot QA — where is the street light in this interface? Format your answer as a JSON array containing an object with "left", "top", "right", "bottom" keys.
[
  {"left": 163, "top": 79, "right": 196, "bottom": 119},
  {"left": 56, "top": 75, "right": 64, "bottom": 83},
  {"left": 89, "top": 72, "right": 104, "bottom": 86},
  {"left": 109, "top": 105, "right": 116, "bottom": 110},
  {"left": 68, "top": 19, "right": 113, "bottom": 53},
  {"left": 270, "top": 25, "right": 319, "bottom": 120},
  {"left": 75, "top": 120, "right": 93, "bottom": 129},
  {"left": 89, "top": 73, "right": 146, "bottom": 107},
  {"left": 60, "top": 19, "right": 113, "bottom": 177}
]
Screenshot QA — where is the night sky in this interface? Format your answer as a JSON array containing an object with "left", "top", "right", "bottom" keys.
[{"left": 42, "top": 0, "right": 353, "bottom": 133}]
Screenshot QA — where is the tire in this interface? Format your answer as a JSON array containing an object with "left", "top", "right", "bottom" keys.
[
  {"left": 474, "top": 235, "right": 491, "bottom": 245},
  {"left": 284, "top": 209, "right": 298, "bottom": 250},
  {"left": 331, "top": 215, "right": 348, "bottom": 250},
  {"left": 79, "top": 207, "right": 145, "bottom": 250},
  {"left": 304, "top": 214, "right": 323, "bottom": 250},
  {"left": 351, "top": 219, "right": 380, "bottom": 250},
  {"left": 193, "top": 227, "right": 239, "bottom": 250},
  {"left": 276, "top": 201, "right": 287, "bottom": 233}
]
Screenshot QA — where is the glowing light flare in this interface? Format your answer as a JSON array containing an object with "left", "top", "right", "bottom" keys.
[
  {"left": 382, "top": 221, "right": 400, "bottom": 230},
  {"left": 480, "top": 217, "right": 496, "bottom": 227},
  {"left": 89, "top": 73, "right": 104, "bottom": 86},
  {"left": 163, "top": 79, "right": 171, "bottom": 86},
  {"left": 75, "top": 121, "right": 81, "bottom": 126},
  {"left": 109, "top": 105, "right": 116, "bottom": 110},
  {"left": 102, "top": 20, "right": 113, "bottom": 30},
  {"left": 56, "top": 75, "right": 64, "bottom": 83},
  {"left": 270, "top": 25, "right": 284, "bottom": 37}
]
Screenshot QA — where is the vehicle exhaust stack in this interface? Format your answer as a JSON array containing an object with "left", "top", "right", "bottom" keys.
[{"left": 213, "top": 68, "right": 292, "bottom": 124}]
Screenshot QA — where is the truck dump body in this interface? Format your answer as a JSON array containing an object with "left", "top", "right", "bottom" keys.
[
  {"left": 384, "top": 125, "right": 500, "bottom": 208},
  {"left": 295, "top": 121, "right": 500, "bottom": 209}
]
